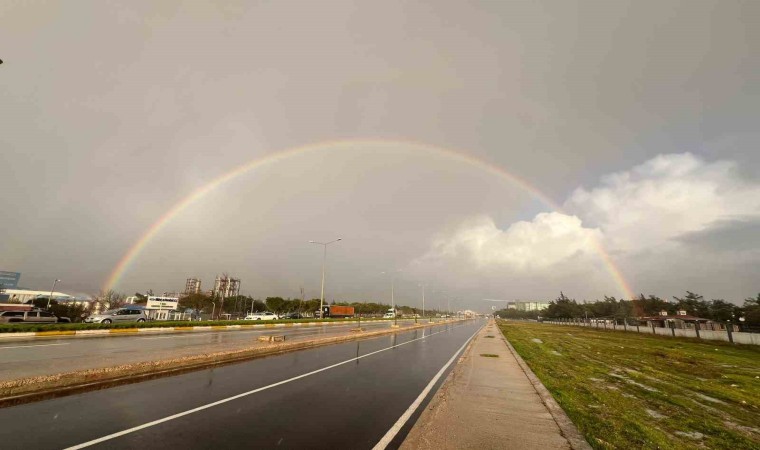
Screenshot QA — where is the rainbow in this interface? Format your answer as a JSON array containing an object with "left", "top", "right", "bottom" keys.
[{"left": 104, "top": 139, "right": 635, "bottom": 299}]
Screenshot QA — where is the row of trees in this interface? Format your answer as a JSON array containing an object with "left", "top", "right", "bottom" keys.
[
  {"left": 177, "top": 294, "right": 442, "bottom": 317},
  {"left": 496, "top": 292, "right": 760, "bottom": 327}
]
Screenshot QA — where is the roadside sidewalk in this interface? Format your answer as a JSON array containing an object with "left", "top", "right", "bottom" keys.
[{"left": 401, "top": 320, "right": 590, "bottom": 450}]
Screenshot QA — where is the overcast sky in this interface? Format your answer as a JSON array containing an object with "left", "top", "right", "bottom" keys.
[{"left": 1, "top": 0, "right": 758, "bottom": 310}]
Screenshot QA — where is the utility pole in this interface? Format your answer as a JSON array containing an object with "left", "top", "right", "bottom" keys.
[
  {"left": 391, "top": 274, "right": 396, "bottom": 326},
  {"left": 310, "top": 238, "right": 342, "bottom": 320},
  {"left": 46, "top": 279, "right": 61, "bottom": 310}
]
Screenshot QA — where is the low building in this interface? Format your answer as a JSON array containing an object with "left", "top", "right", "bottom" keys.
[
  {"left": 1, "top": 289, "right": 73, "bottom": 305},
  {"left": 508, "top": 301, "right": 551, "bottom": 311},
  {"left": 638, "top": 311, "right": 726, "bottom": 330}
]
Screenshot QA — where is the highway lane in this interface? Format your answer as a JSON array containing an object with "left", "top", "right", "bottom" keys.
[
  {"left": 0, "top": 320, "right": 483, "bottom": 449},
  {"left": 0, "top": 320, "right": 432, "bottom": 380}
]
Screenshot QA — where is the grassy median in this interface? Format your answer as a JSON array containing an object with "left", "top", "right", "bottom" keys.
[{"left": 497, "top": 321, "right": 760, "bottom": 449}]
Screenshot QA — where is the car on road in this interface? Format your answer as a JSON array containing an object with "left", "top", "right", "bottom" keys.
[
  {"left": 0, "top": 310, "right": 70, "bottom": 324},
  {"left": 281, "top": 312, "right": 303, "bottom": 319},
  {"left": 244, "top": 312, "right": 279, "bottom": 321},
  {"left": 383, "top": 312, "right": 396, "bottom": 319},
  {"left": 84, "top": 308, "right": 148, "bottom": 324}
]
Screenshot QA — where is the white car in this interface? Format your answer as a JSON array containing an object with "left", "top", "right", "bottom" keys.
[
  {"left": 383, "top": 312, "right": 395, "bottom": 319},
  {"left": 244, "top": 312, "right": 279, "bottom": 321}
]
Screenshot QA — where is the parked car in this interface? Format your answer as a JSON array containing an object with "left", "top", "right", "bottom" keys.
[
  {"left": 383, "top": 312, "right": 396, "bottom": 319},
  {"left": 84, "top": 308, "right": 148, "bottom": 324},
  {"left": 0, "top": 310, "right": 68, "bottom": 324},
  {"left": 244, "top": 312, "right": 279, "bottom": 321},
  {"left": 281, "top": 312, "right": 303, "bottom": 319}
]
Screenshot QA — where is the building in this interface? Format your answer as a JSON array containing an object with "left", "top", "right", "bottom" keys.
[
  {"left": 1, "top": 289, "right": 72, "bottom": 304},
  {"left": 213, "top": 275, "right": 240, "bottom": 298},
  {"left": 638, "top": 310, "right": 728, "bottom": 330},
  {"left": 185, "top": 278, "right": 202, "bottom": 295},
  {"left": 508, "top": 301, "right": 551, "bottom": 311}
]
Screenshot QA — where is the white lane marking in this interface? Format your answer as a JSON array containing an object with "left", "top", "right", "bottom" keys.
[
  {"left": 65, "top": 323, "right": 471, "bottom": 449},
  {"left": 0, "top": 343, "right": 69, "bottom": 350},
  {"left": 372, "top": 324, "right": 482, "bottom": 450}
]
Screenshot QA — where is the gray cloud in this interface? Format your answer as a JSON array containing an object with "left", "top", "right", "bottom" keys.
[
  {"left": 676, "top": 219, "right": 760, "bottom": 252},
  {"left": 1, "top": 0, "right": 759, "bottom": 309}
]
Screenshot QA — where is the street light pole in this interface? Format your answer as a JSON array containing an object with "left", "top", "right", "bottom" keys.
[
  {"left": 391, "top": 274, "right": 396, "bottom": 326},
  {"left": 419, "top": 283, "right": 426, "bottom": 322},
  {"left": 381, "top": 270, "right": 401, "bottom": 326},
  {"left": 46, "top": 279, "right": 60, "bottom": 310},
  {"left": 310, "top": 238, "right": 342, "bottom": 320}
]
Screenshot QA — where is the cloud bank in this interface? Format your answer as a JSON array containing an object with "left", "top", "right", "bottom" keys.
[{"left": 415, "top": 153, "right": 760, "bottom": 300}]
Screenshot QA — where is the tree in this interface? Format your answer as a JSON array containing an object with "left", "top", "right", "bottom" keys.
[
  {"left": 133, "top": 293, "right": 147, "bottom": 305},
  {"left": 252, "top": 299, "right": 266, "bottom": 312},
  {"left": 96, "top": 290, "right": 126, "bottom": 310},
  {"left": 614, "top": 299, "right": 633, "bottom": 319},
  {"left": 50, "top": 302, "right": 88, "bottom": 322},
  {"left": 633, "top": 295, "right": 673, "bottom": 316},
  {"left": 544, "top": 292, "right": 583, "bottom": 318},
  {"left": 673, "top": 291, "right": 709, "bottom": 317},
  {"left": 265, "top": 297, "right": 286, "bottom": 313},
  {"left": 708, "top": 299, "right": 741, "bottom": 322},
  {"left": 179, "top": 293, "right": 212, "bottom": 313},
  {"left": 743, "top": 293, "right": 760, "bottom": 326}
]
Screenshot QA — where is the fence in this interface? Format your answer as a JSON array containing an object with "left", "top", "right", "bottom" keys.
[{"left": 540, "top": 317, "right": 760, "bottom": 346}]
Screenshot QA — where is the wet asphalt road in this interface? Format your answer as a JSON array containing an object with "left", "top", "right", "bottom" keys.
[
  {"left": 0, "top": 320, "right": 483, "bottom": 449},
  {"left": 0, "top": 320, "right": 430, "bottom": 380}
]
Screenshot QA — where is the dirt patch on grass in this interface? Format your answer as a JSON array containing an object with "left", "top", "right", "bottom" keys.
[{"left": 675, "top": 431, "right": 705, "bottom": 440}]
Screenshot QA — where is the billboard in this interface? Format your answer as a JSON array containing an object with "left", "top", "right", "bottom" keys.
[
  {"left": 146, "top": 296, "right": 179, "bottom": 310},
  {"left": 0, "top": 271, "right": 21, "bottom": 289}
]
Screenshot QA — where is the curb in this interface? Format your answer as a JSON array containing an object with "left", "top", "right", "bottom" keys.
[
  {"left": 498, "top": 325, "right": 592, "bottom": 450},
  {"left": 0, "top": 319, "right": 448, "bottom": 340}
]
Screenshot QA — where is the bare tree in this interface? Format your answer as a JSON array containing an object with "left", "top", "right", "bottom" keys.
[{"left": 96, "top": 289, "right": 127, "bottom": 310}]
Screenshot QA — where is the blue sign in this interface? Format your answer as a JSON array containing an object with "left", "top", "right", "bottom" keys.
[{"left": 0, "top": 271, "right": 21, "bottom": 289}]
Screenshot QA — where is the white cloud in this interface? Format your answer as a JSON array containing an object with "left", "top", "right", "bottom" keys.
[
  {"left": 418, "top": 213, "right": 601, "bottom": 270},
  {"left": 416, "top": 153, "right": 760, "bottom": 298},
  {"left": 566, "top": 153, "right": 760, "bottom": 253}
]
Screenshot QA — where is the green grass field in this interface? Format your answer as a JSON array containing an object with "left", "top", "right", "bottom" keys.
[{"left": 497, "top": 321, "right": 760, "bottom": 449}]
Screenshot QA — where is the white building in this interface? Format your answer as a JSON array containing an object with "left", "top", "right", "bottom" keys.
[
  {"left": 1, "top": 289, "right": 72, "bottom": 304},
  {"left": 508, "top": 301, "right": 551, "bottom": 311}
]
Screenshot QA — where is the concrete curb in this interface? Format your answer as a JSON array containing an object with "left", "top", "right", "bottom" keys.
[
  {"left": 0, "top": 319, "right": 468, "bottom": 408},
  {"left": 0, "top": 318, "right": 446, "bottom": 340},
  {"left": 498, "top": 326, "right": 592, "bottom": 450}
]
